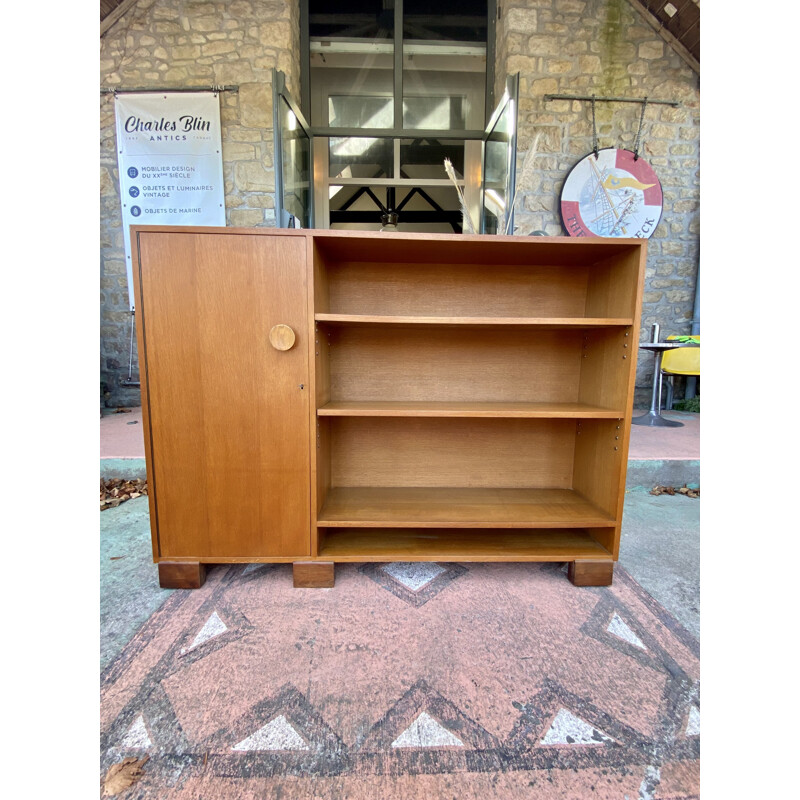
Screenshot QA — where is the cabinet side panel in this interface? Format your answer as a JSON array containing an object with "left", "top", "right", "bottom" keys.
[
  {"left": 584, "top": 247, "right": 641, "bottom": 319},
  {"left": 572, "top": 420, "right": 624, "bottom": 520},
  {"left": 138, "top": 231, "right": 311, "bottom": 559},
  {"left": 574, "top": 243, "right": 646, "bottom": 560},
  {"left": 132, "top": 231, "right": 161, "bottom": 561},
  {"left": 577, "top": 328, "right": 632, "bottom": 411},
  {"left": 310, "top": 240, "right": 332, "bottom": 556}
]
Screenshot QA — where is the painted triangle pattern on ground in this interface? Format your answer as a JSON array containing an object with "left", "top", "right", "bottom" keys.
[
  {"left": 540, "top": 708, "right": 615, "bottom": 746},
  {"left": 182, "top": 610, "right": 228, "bottom": 654},
  {"left": 606, "top": 612, "right": 647, "bottom": 650},
  {"left": 391, "top": 711, "right": 465, "bottom": 748},
  {"left": 120, "top": 714, "right": 152, "bottom": 749},
  {"left": 382, "top": 562, "right": 446, "bottom": 591},
  {"left": 686, "top": 705, "right": 700, "bottom": 736},
  {"left": 232, "top": 715, "right": 310, "bottom": 751}
]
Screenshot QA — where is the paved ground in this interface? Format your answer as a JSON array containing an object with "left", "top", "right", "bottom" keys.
[
  {"left": 619, "top": 487, "right": 699, "bottom": 639},
  {"left": 100, "top": 488, "right": 699, "bottom": 672}
]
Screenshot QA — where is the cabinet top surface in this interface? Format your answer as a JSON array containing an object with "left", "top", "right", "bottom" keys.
[
  {"left": 131, "top": 225, "right": 647, "bottom": 264},
  {"left": 131, "top": 225, "right": 644, "bottom": 242}
]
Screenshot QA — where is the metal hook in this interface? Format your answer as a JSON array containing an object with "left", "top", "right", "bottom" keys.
[{"left": 633, "top": 96, "right": 648, "bottom": 161}]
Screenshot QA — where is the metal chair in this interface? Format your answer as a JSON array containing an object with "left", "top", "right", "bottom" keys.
[{"left": 660, "top": 335, "right": 700, "bottom": 410}]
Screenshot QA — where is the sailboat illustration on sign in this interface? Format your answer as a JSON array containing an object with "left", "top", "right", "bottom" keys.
[{"left": 560, "top": 149, "right": 663, "bottom": 239}]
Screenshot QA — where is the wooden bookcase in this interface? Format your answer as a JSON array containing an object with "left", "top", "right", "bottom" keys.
[{"left": 132, "top": 227, "right": 645, "bottom": 589}]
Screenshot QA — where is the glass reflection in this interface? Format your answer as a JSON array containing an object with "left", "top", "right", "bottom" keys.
[
  {"left": 280, "top": 97, "right": 311, "bottom": 228},
  {"left": 483, "top": 96, "right": 513, "bottom": 234},
  {"left": 400, "top": 138, "right": 465, "bottom": 180},
  {"left": 329, "top": 137, "right": 393, "bottom": 179}
]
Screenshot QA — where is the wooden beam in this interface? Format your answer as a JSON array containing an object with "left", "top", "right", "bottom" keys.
[
  {"left": 627, "top": 0, "right": 700, "bottom": 74},
  {"left": 101, "top": 0, "right": 139, "bottom": 37}
]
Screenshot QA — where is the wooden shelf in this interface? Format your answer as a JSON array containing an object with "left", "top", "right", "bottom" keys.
[
  {"left": 317, "top": 487, "right": 616, "bottom": 528},
  {"left": 315, "top": 313, "right": 633, "bottom": 328},
  {"left": 318, "top": 528, "right": 613, "bottom": 561},
  {"left": 318, "top": 401, "right": 623, "bottom": 418}
]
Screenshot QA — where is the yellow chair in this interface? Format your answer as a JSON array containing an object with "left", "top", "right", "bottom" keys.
[{"left": 661, "top": 335, "right": 700, "bottom": 410}]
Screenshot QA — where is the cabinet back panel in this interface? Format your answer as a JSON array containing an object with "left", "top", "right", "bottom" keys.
[
  {"left": 327, "top": 327, "right": 583, "bottom": 403},
  {"left": 137, "top": 231, "right": 311, "bottom": 559},
  {"left": 330, "top": 417, "right": 575, "bottom": 488},
  {"left": 326, "top": 262, "right": 590, "bottom": 317}
]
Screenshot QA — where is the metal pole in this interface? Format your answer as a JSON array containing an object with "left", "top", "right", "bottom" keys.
[
  {"left": 120, "top": 310, "right": 140, "bottom": 387},
  {"left": 648, "top": 323, "right": 660, "bottom": 414},
  {"left": 394, "top": 1, "right": 403, "bottom": 130},
  {"left": 100, "top": 85, "right": 239, "bottom": 95},
  {"left": 543, "top": 93, "right": 679, "bottom": 107},
  {"left": 685, "top": 264, "right": 700, "bottom": 399}
]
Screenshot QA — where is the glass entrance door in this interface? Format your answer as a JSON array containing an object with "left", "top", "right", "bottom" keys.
[
  {"left": 273, "top": 69, "right": 314, "bottom": 228},
  {"left": 481, "top": 74, "right": 519, "bottom": 234}
]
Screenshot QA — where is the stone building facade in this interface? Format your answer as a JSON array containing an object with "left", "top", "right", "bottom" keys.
[{"left": 100, "top": 0, "right": 699, "bottom": 408}]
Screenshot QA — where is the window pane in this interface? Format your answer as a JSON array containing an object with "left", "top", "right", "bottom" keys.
[
  {"left": 329, "top": 183, "right": 462, "bottom": 234},
  {"left": 309, "top": 1, "right": 394, "bottom": 40},
  {"left": 403, "top": 0, "right": 487, "bottom": 42},
  {"left": 400, "top": 138, "right": 465, "bottom": 180},
  {"left": 329, "top": 137, "right": 393, "bottom": 179},
  {"left": 309, "top": 1, "right": 395, "bottom": 128},
  {"left": 328, "top": 96, "right": 393, "bottom": 129},
  {"left": 402, "top": 3, "right": 487, "bottom": 129}
]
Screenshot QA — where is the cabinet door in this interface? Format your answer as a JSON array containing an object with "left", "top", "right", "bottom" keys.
[{"left": 136, "top": 231, "right": 310, "bottom": 559}]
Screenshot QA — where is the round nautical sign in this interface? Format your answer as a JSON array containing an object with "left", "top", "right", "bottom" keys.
[{"left": 560, "top": 148, "right": 663, "bottom": 238}]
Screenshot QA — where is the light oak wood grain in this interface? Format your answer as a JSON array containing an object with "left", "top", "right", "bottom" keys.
[
  {"left": 132, "top": 226, "right": 646, "bottom": 577},
  {"left": 318, "top": 528, "right": 613, "bottom": 561},
  {"left": 326, "top": 262, "right": 590, "bottom": 318},
  {"left": 325, "top": 327, "right": 583, "bottom": 404},
  {"left": 135, "top": 230, "right": 311, "bottom": 559},
  {"left": 318, "top": 401, "right": 623, "bottom": 418},
  {"left": 317, "top": 487, "right": 616, "bottom": 528},
  {"left": 329, "top": 417, "right": 577, "bottom": 489},
  {"left": 315, "top": 314, "right": 633, "bottom": 327}
]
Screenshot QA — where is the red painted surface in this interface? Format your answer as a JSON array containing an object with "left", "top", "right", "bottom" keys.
[
  {"left": 101, "top": 563, "right": 700, "bottom": 796},
  {"left": 101, "top": 408, "right": 146, "bottom": 458}
]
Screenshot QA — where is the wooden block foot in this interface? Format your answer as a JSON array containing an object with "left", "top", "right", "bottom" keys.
[
  {"left": 158, "top": 561, "right": 207, "bottom": 589},
  {"left": 568, "top": 560, "right": 613, "bottom": 587},
  {"left": 293, "top": 561, "right": 334, "bottom": 588}
]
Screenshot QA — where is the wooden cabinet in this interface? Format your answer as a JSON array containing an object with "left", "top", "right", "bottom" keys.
[
  {"left": 133, "top": 227, "right": 645, "bottom": 589},
  {"left": 133, "top": 230, "right": 311, "bottom": 566}
]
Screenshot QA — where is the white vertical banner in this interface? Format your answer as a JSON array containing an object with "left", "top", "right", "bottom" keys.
[{"left": 115, "top": 91, "right": 226, "bottom": 308}]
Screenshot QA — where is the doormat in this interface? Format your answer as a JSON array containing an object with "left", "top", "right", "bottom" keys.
[{"left": 101, "top": 563, "right": 699, "bottom": 798}]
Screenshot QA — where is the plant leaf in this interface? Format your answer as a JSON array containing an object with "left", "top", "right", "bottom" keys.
[{"left": 101, "top": 756, "right": 149, "bottom": 796}]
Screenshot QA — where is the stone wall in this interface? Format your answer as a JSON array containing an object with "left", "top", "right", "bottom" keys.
[
  {"left": 100, "top": 0, "right": 699, "bottom": 408},
  {"left": 100, "top": 0, "right": 299, "bottom": 406},
  {"left": 496, "top": 0, "right": 700, "bottom": 405}
]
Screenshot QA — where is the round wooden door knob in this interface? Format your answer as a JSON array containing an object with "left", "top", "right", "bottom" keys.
[{"left": 269, "top": 324, "right": 296, "bottom": 351}]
